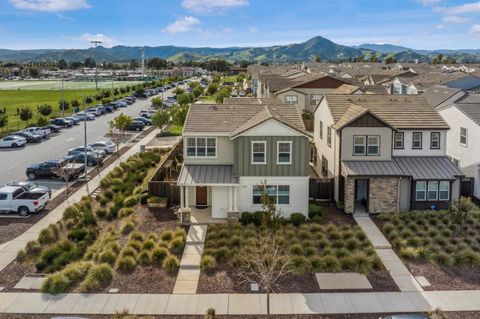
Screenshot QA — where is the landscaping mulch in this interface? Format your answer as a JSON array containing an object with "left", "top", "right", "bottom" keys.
[
  {"left": 105, "top": 265, "right": 177, "bottom": 294},
  {"left": 315, "top": 202, "right": 356, "bottom": 227},
  {"left": 0, "top": 259, "right": 35, "bottom": 292}
]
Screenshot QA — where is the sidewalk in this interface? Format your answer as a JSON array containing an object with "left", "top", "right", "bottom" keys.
[
  {"left": 355, "top": 216, "right": 423, "bottom": 292},
  {"left": 0, "top": 128, "right": 160, "bottom": 273},
  {"left": 2, "top": 290, "right": 480, "bottom": 315}
]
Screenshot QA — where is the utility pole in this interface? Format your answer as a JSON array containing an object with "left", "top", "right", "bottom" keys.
[
  {"left": 90, "top": 40, "right": 102, "bottom": 91},
  {"left": 141, "top": 47, "right": 145, "bottom": 78},
  {"left": 61, "top": 78, "right": 65, "bottom": 117},
  {"left": 83, "top": 93, "right": 88, "bottom": 179}
]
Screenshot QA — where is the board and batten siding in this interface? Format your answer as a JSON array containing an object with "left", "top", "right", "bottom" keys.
[{"left": 233, "top": 136, "right": 309, "bottom": 176}]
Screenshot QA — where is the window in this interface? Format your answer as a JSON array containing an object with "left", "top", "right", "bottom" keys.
[
  {"left": 460, "top": 127, "right": 468, "bottom": 146},
  {"left": 277, "top": 141, "right": 292, "bottom": 164},
  {"left": 310, "top": 94, "right": 322, "bottom": 105},
  {"left": 353, "top": 136, "right": 366, "bottom": 155},
  {"left": 430, "top": 132, "right": 440, "bottom": 149},
  {"left": 394, "top": 132, "right": 404, "bottom": 149},
  {"left": 327, "top": 127, "right": 332, "bottom": 147},
  {"left": 186, "top": 137, "right": 217, "bottom": 157},
  {"left": 427, "top": 181, "right": 438, "bottom": 201},
  {"left": 0, "top": 193, "right": 6, "bottom": 200},
  {"left": 439, "top": 181, "right": 450, "bottom": 200},
  {"left": 319, "top": 121, "right": 323, "bottom": 140},
  {"left": 252, "top": 185, "right": 290, "bottom": 205},
  {"left": 321, "top": 156, "right": 328, "bottom": 177},
  {"left": 416, "top": 181, "right": 426, "bottom": 201},
  {"left": 252, "top": 141, "right": 266, "bottom": 164},
  {"left": 285, "top": 95, "right": 298, "bottom": 105},
  {"left": 412, "top": 132, "right": 422, "bottom": 149},
  {"left": 367, "top": 136, "right": 380, "bottom": 155}
]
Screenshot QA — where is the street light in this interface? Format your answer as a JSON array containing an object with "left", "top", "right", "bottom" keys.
[{"left": 90, "top": 40, "right": 102, "bottom": 91}]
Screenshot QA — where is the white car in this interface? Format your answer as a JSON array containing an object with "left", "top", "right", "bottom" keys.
[
  {"left": 0, "top": 186, "right": 49, "bottom": 216},
  {"left": 23, "top": 127, "right": 51, "bottom": 139},
  {"left": 0, "top": 136, "right": 27, "bottom": 148},
  {"left": 75, "top": 113, "right": 96, "bottom": 121},
  {"left": 89, "top": 141, "right": 116, "bottom": 154},
  {"left": 139, "top": 109, "right": 156, "bottom": 118}
]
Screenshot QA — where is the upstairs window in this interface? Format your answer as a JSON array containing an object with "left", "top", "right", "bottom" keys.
[
  {"left": 353, "top": 136, "right": 366, "bottom": 155},
  {"left": 327, "top": 127, "right": 332, "bottom": 147},
  {"left": 285, "top": 95, "right": 298, "bottom": 105},
  {"left": 430, "top": 132, "right": 441, "bottom": 149},
  {"left": 252, "top": 141, "right": 266, "bottom": 164},
  {"left": 310, "top": 94, "right": 322, "bottom": 105},
  {"left": 394, "top": 132, "right": 404, "bottom": 149},
  {"left": 277, "top": 141, "right": 292, "bottom": 164},
  {"left": 460, "top": 127, "right": 468, "bottom": 146},
  {"left": 367, "top": 136, "right": 380, "bottom": 155},
  {"left": 186, "top": 137, "right": 216, "bottom": 157},
  {"left": 412, "top": 132, "right": 422, "bottom": 149},
  {"left": 319, "top": 121, "right": 323, "bottom": 140},
  {"left": 353, "top": 135, "right": 380, "bottom": 156}
]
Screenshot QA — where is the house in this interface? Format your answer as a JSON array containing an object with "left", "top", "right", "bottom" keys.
[
  {"left": 312, "top": 95, "right": 463, "bottom": 214},
  {"left": 177, "top": 102, "right": 312, "bottom": 220}
]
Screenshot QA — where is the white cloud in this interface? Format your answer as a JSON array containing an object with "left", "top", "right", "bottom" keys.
[
  {"left": 437, "top": 2, "right": 480, "bottom": 15},
  {"left": 470, "top": 24, "right": 480, "bottom": 34},
  {"left": 442, "top": 15, "right": 471, "bottom": 24},
  {"left": 248, "top": 26, "right": 258, "bottom": 33},
  {"left": 418, "top": 0, "right": 441, "bottom": 5},
  {"left": 78, "top": 33, "right": 118, "bottom": 48},
  {"left": 182, "top": 0, "right": 249, "bottom": 13},
  {"left": 9, "top": 0, "right": 90, "bottom": 12},
  {"left": 436, "top": 24, "right": 446, "bottom": 29},
  {"left": 162, "top": 16, "right": 201, "bottom": 34}
]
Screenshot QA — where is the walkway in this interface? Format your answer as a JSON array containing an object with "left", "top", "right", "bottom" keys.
[
  {"left": 354, "top": 216, "right": 423, "bottom": 292},
  {"left": 2, "top": 290, "right": 480, "bottom": 315},
  {"left": 0, "top": 129, "right": 160, "bottom": 273},
  {"left": 172, "top": 224, "right": 207, "bottom": 294}
]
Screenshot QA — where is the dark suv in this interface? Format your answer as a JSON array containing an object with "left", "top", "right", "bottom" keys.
[
  {"left": 26, "top": 159, "right": 83, "bottom": 180},
  {"left": 50, "top": 118, "right": 73, "bottom": 127},
  {"left": 126, "top": 121, "right": 145, "bottom": 131}
]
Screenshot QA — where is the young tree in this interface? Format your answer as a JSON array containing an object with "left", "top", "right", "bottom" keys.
[
  {"left": 177, "top": 93, "right": 191, "bottom": 106},
  {"left": 59, "top": 100, "right": 70, "bottom": 112},
  {"left": 71, "top": 99, "right": 81, "bottom": 109},
  {"left": 85, "top": 96, "right": 93, "bottom": 105},
  {"left": 0, "top": 115, "right": 8, "bottom": 133},
  {"left": 171, "top": 104, "right": 188, "bottom": 126},
  {"left": 38, "top": 104, "right": 52, "bottom": 117},
  {"left": 151, "top": 97, "right": 164, "bottom": 109},
  {"left": 315, "top": 55, "right": 321, "bottom": 62},
  {"left": 173, "top": 87, "right": 185, "bottom": 96},
  {"left": 449, "top": 196, "right": 474, "bottom": 237},
  {"left": 109, "top": 113, "right": 132, "bottom": 140},
  {"left": 57, "top": 59, "right": 68, "bottom": 70},
  {"left": 193, "top": 86, "right": 204, "bottom": 99},
  {"left": 53, "top": 162, "right": 75, "bottom": 201},
  {"left": 19, "top": 107, "right": 33, "bottom": 125},
  {"left": 151, "top": 110, "right": 170, "bottom": 131},
  {"left": 207, "top": 83, "right": 219, "bottom": 96}
]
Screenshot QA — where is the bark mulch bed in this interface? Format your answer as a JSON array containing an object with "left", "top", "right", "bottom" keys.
[
  {"left": 314, "top": 202, "right": 356, "bottom": 227},
  {"left": 407, "top": 260, "right": 480, "bottom": 291}
]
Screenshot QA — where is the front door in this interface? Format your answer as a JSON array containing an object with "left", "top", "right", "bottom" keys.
[
  {"left": 355, "top": 179, "right": 369, "bottom": 213},
  {"left": 196, "top": 186, "right": 208, "bottom": 207}
]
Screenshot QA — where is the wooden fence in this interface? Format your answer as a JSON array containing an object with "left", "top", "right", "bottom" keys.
[{"left": 309, "top": 178, "right": 334, "bottom": 201}]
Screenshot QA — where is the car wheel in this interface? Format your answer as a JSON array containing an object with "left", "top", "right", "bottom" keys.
[
  {"left": 136, "top": 127, "right": 141, "bottom": 131},
  {"left": 27, "top": 172, "right": 36, "bottom": 180},
  {"left": 11, "top": 143, "right": 18, "bottom": 148},
  {"left": 87, "top": 161, "right": 94, "bottom": 167},
  {"left": 18, "top": 206, "right": 30, "bottom": 217}
]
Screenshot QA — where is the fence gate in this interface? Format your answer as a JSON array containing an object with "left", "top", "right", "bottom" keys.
[
  {"left": 460, "top": 178, "right": 475, "bottom": 197},
  {"left": 309, "top": 178, "right": 334, "bottom": 201}
]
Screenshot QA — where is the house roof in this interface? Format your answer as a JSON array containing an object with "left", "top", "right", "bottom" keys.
[
  {"left": 178, "top": 165, "right": 238, "bottom": 185},
  {"left": 323, "top": 95, "right": 449, "bottom": 130},
  {"left": 342, "top": 156, "right": 463, "bottom": 180},
  {"left": 422, "top": 85, "right": 463, "bottom": 108},
  {"left": 362, "top": 85, "right": 388, "bottom": 95},
  {"left": 331, "top": 84, "right": 362, "bottom": 95},
  {"left": 454, "top": 93, "right": 480, "bottom": 125}
]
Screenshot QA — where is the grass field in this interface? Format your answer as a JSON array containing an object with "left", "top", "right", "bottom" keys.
[{"left": 0, "top": 80, "right": 141, "bottom": 91}]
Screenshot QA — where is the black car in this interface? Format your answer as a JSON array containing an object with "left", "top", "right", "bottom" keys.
[
  {"left": 133, "top": 117, "right": 152, "bottom": 126},
  {"left": 44, "top": 124, "right": 61, "bottom": 133},
  {"left": 104, "top": 105, "right": 115, "bottom": 113},
  {"left": 50, "top": 118, "right": 73, "bottom": 127},
  {"left": 125, "top": 121, "right": 145, "bottom": 131},
  {"left": 13, "top": 131, "right": 42, "bottom": 143},
  {"left": 65, "top": 153, "right": 103, "bottom": 167},
  {"left": 26, "top": 159, "right": 83, "bottom": 180}
]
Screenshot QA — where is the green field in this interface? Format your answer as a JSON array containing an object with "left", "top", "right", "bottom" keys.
[{"left": 0, "top": 80, "right": 141, "bottom": 91}]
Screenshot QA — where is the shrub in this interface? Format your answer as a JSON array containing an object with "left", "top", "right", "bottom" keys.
[
  {"left": 291, "top": 213, "right": 306, "bottom": 227},
  {"left": 310, "top": 256, "right": 323, "bottom": 272},
  {"left": 229, "top": 235, "right": 241, "bottom": 247},
  {"left": 143, "top": 239, "right": 156, "bottom": 250},
  {"left": 163, "top": 255, "right": 179, "bottom": 273},
  {"left": 42, "top": 273, "right": 70, "bottom": 294},
  {"left": 290, "top": 244, "right": 303, "bottom": 255},
  {"left": 345, "top": 238, "right": 360, "bottom": 250},
  {"left": 151, "top": 247, "right": 169, "bottom": 266},
  {"left": 25, "top": 240, "right": 42, "bottom": 257},
  {"left": 36, "top": 241, "right": 83, "bottom": 273},
  {"left": 252, "top": 211, "right": 264, "bottom": 226},
  {"left": 116, "top": 256, "right": 137, "bottom": 272},
  {"left": 214, "top": 247, "right": 230, "bottom": 262},
  {"left": 290, "top": 256, "right": 312, "bottom": 275},
  {"left": 123, "top": 196, "right": 138, "bottom": 208},
  {"left": 120, "top": 247, "right": 137, "bottom": 258},
  {"left": 139, "top": 193, "right": 149, "bottom": 205},
  {"left": 127, "top": 240, "right": 143, "bottom": 252},
  {"left": 319, "top": 255, "right": 341, "bottom": 272},
  {"left": 67, "top": 228, "right": 88, "bottom": 242},
  {"left": 95, "top": 208, "right": 107, "bottom": 219},
  {"left": 119, "top": 207, "right": 134, "bottom": 218},
  {"left": 99, "top": 250, "right": 117, "bottom": 265},
  {"left": 38, "top": 224, "right": 59, "bottom": 245},
  {"left": 104, "top": 189, "right": 114, "bottom": 199},
  {"left": 63, "top": 206, "right": 80, "bottom": 219},
  {"left": 174, "top": 228, "right": 187, "bottom": 240},
  {"left": 434, "top": 252, "right": 454, "bottom": 266},
  {"left": 79, "top": 263, "right": 113, "bottom": 292},
  {"left": 169, "top": 238, "right": 185, "bottom": 254},
  {"left": 309, "top": 204, "right": 322, "bottom": 219},
  {"left": 137, "top": 250, "right": 152, "bottom": 265},
  {"left": 239, "top": 212, "right": 252, "bottom": 225},
  {"left": 350, "top": 251, "right": 374, "bottom": 274},
  {"left": 201, "top": 255, "right": 217, "bottom": 271},
  {"left": 160, "top": 231, "right": 173, "bottom": 242},
  {"left": 129, "top": 231, "right": 144, "bottom": 242},
  {"left": 107, "top": 206, "right": 120, "bottom": 220},
  {"left": 455, "top": 249, "right": 480, "bottom": 268},
  {"left": 400, "top": 247, "right": 419, "bottom": 259},
  {"left": 121, "top": 221, "right": 136, "bottom": 235}
]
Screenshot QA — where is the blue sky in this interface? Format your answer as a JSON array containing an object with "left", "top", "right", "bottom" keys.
[{"left": 0, "top": 0, "right": 479, "bottom": 50}]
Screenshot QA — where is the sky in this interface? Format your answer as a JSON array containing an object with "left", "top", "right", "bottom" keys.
[{"left": 0, "top": 0, "right": 479, "bottom": 50}]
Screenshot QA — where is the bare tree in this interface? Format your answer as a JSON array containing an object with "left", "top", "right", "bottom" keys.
[
  {"left": 233, "top": 234, "right": 292, "bottom": 316},
  {"left": 108, "top": 122, "right": 125, "bottom": 157},
  {"left": 53, "top": 161, "right": 74, "bottom": 202}
]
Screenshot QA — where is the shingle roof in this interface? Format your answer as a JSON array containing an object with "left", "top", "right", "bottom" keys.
[
  {"left": 453, "top": 93, "right": 480, "bottom": 125},
  {"left": 331, "top": 84, "right": 362, "bottom": 95},
  {"left": 422, "top": 85, "right": 463, "bottom": 107},
  {"left": 324, "top": 95, "right": 449, "bottom": 130}
]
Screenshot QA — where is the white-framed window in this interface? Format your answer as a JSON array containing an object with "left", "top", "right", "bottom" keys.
[
  {"left": 252, "top": 185, "right": 290, "bottom": 205},
  {"left": 439, "top": 181, "right": 450, "bottom": 200},
  {"left": 353, "top": 136, "right": 366, "bottom": 155},
  {"left": 367, "top": 136, "right": 380, "bottom": 155},
  {"left": 460, "top": 127, "right": 468, "bottom": 146},
  {"left": 430, "top": 132, "right": 440, "bottom": 149},
  {"left": 186, "top": 137, "right": 216, "bottom": 157},
  {"left": 327, "top": 127, "right": 332, "bottom": 147},
  {"left": 285, "top": 95, "right": 298, "bottom": 105},
  {"left": 319, "top": 121, "right": 323, "bottom": 140},
  {"left": 412, "top": 132, "right": 422, "bottom": 149},
  {"left": 251, "top": 141, "right": 266, "bottom": 164},
  {"left": 394, "top": 132, "right": 404, "bottom": 149},
  {"left": 310, "top": 94, "right": 322, "bottom": 105},
  {"left": 427, "top": 181, "right": 438, "bottom": 201},
  {"left": 277, "top": 141, "right": 292, "bottom": 164},
  {"left": 416, "top": 181, "right": 427, "bottom": 201}
]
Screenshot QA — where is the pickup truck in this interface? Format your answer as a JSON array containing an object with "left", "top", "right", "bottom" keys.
[
  {"left": 23, "top": 127, "right": 51, "bottom": 139},
  {"left": 0, "top": 186, "right": 49, "bottom": 216},
  {"left": 26, "top": 160, "right": 85, "bottom": 181}
]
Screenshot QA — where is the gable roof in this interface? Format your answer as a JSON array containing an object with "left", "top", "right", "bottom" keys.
[
  {"left": 453, "top": 93, "right": 480, "bottom": 126},
  {"left": 423, "top": 85, "right": 464, "bottom": 108},
  {"left": 331, "top": 84, "right": 363, "bottom": 95},
  {"left": 323, "top": 95, "right": 449, "bottom": 130}
]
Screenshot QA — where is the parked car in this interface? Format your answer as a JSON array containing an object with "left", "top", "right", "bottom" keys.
[
  {"left": 379, "top": 315, "right": 428, "bottom": 319},
  {"left": 50, "top": 118, "right": 73, "bottom": 128},
  {"left": 126, "top": 121, "right": 145, "bottom": 131},
  {"left": 239, "top": 91, "right": 246, "bottom": 97},
  {"left": 0, "top": 135, "right": 27, "bottom": 148},
  {"left": 65, "top": 152, "right": 103, "bottom": 167},
  {"left": 89, "top": 141, "right": 116, "bottom": 154},
  {"left": 74, "top": 113, "right": 95, "bottom": 121},
  {"left": 67, "top": 146, "right": 106, "bottom": 159},
  {"left": 0, "top": 186, "right": 49, "bottom": 216},
  {"left": 26, "top": 160, "right": 84, "bottom": 181},
  {"left": 87, "top": 107, "right": 102, "bottom": 116},
  {"left": 23, "top": 127, "right": 51, "bottom": 139},
  {"left": 133, "top": 117, "right": 152, "bottom": 126},
  {"left": 64, "top": 116, "right": 80, "bottom": 125},
  {"left": 96, "top": 105, "right": 106, "bottom": 114},
  {"left": 139, "top": 109, "right": 156, "bottom": 118},
  {"left": 44, "top": 124, "right": 62, "bottom": 133},
  {"left": 13, "top": 131, "right": 42, "bottom": 143},
  {"left": 7, "top": 181, "right": 51, "bottom": 196},
  {"left": 104, "top": 105, "right": 115, "bottom": 113}
]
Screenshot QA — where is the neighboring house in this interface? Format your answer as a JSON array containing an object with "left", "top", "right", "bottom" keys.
[
  {"left": 312, "top": 95, "right": 463, "bottom": 214},
  {"left": 178, "top": 102, "right": 312, "bottom": 220}
]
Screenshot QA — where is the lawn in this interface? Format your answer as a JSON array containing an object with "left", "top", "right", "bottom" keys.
[
  {"left": 0, "top": 80, "right": 141, "bottom": 91},
  {"left": 198, "top": 95, "right": 216, "bottom": 103},
  {"left": 222, "top": 76, "right": 237, "bottom": 83}
]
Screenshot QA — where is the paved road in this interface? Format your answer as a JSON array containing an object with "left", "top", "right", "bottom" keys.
[{"left": 0, "top": 89, "right": 175, "bottom": 189}]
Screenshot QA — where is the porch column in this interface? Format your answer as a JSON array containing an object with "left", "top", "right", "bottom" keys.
[
  {"left": 228, "top": 186, "right": 233, "bottom": 211},
  {"left": 180, "top": 186, "right": 185, "bottom": 209},
  {"left": 185, "top": 186, "right": 190, "bottom": 210},
  {"left": 233, "top": 186, "right": 238, "bottom": 212}
]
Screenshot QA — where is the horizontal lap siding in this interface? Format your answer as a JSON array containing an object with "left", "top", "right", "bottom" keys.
[{"left": 234, "top": 136, "right": 309, "bottom": 176}]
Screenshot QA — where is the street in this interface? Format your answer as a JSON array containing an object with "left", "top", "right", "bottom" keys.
[{"left": 0, "top": 89, "right": 174, "bottom": 190}]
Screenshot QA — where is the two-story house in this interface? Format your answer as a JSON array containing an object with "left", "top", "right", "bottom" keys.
[
  {"left": 313, "top": 95, "right": 463, "bottom": 214},
  {"left": 177, "top": 102, "right": 312, "bottom": 220}
]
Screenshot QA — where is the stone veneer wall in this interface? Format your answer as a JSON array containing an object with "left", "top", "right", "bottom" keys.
[{"left": 344, "top": 177, "right": 355, "bottom": 214}]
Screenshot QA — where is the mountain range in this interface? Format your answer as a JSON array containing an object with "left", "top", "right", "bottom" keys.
[{"left": 1, "top": 36, "right": 479, "bottom": 64}]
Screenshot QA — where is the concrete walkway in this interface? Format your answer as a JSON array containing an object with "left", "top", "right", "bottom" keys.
[
  {"left": 2, "top": 290, "right": 480, "bottom": 315},
  {"left": 0, "top": 129, "right": 160, "bottom": 273},
  {"left": 172, "top": 224, "right": 207, "bottom": 294},
  {"left": 355, "top": 216, "right": 423, "bottom": 292}
]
